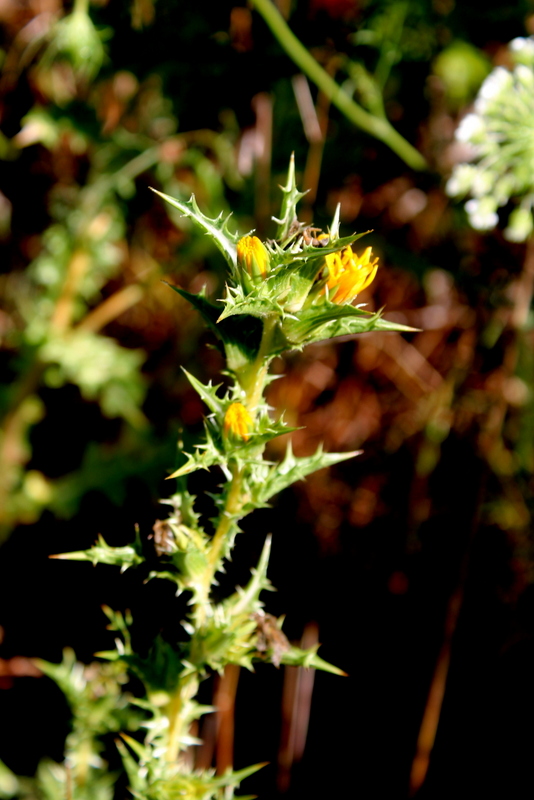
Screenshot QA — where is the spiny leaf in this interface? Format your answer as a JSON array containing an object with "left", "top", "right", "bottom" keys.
[
  {"left": 211, "top": 762, "right": 268, "bottom": 788},
  {"left": 225, "top": 535, "right": 273, "bottom": 617},
  {"left": 265, "top": 230, "right": 370, "bottom": 264},
  {"left": 166, "top": 283, "right": 263, "bottom": 371},
  {"left": 330, "top": 202, "right": 341, "bottom": 240},
  {"left": 274, "top": 153, "right": 308, "bottom": 242},
  {"left": 281, "top": 302, "right": 418, "bottom": 347},
  {"left": 160, "top": 490, "right": 202, "bottom": 532},
  {"left": 263, "top": 257, "right": 327, "bottom": 315},
  {"left": 151, "top": 189, "right": 239, "bottom": 270},
  {"left": 216, "top": 285, "right": 284, "bottom": 322},
  {"left": 309, "top": 311, "right": 418, "bottom": 342},
  {"left": 280, "top": 645, "right": 347, "bottom": 676},
  {"left": 0, "top": 759, "right": 18, "bottom": 799},
  {"left": 254, "top": 442, "right": 360, "bottom": 504},
  {"left": 168, "top": 405, "right": 296, "bottom": 481},
  {"left": 50, "top": 532, "right": 144, "bottom": 571},
  {"left": 182, "top": 369, "right": 225, "bottom": 416},
  {"left": 216, "top": 259, "right": 326, "bottom": 323},
  {"left": 115, "top": 738, "right": 146, "bottom": 794},
  {"left": 166, "top": 444, "right": 224, "bottom": 480},
  {"left": 146, "top": 761, "right": 267, "bottom": 800},
  {"left": 118, "top": 733, "right": 147, "bottom": 763},
  {"left": 121, "top": 635, "right": 186, "bottom": 694}
]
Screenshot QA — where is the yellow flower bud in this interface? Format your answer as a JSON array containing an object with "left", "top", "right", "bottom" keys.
[
  {"left": 223, "top": 402, "right": 253, "bottom": 441},
  {"left": 236, "top": 235, "right": 270, "bottom": 279},
  {"left": 324, "top": 244, "right": 378, "bottom": 304}
]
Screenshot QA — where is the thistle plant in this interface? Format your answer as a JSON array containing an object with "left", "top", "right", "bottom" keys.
[
  {"left": 36, "top": 157, "right": 413, "bottom": 800},
  {"left": 446, "top": 36, "right": 534, "bottom": 241}
]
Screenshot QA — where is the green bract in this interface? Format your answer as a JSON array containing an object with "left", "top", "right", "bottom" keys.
[{"left": 49, "top": 158, "right": 411, "bottom": 800}]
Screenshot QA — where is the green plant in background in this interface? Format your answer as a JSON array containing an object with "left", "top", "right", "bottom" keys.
[
  {"left": 40, "top": 0, "right": 108, "bottom": 89},
  {"left": 445, "top": 35, "right": 534, "bottom": 536},
  {"left": 447, "top": 36, "right": 534, "bottom": 241},
  {"left": 0, "top": 0, "right": 242, "bottom": 537},
  {"left": 4, "top": 158, "right": 413, "bottom": 800},
  {"left": 432, "top": 40, "right": 491, "bottom": 111},
  {"left": 249, "top": 0, "right": 427, "bottom": 170}
]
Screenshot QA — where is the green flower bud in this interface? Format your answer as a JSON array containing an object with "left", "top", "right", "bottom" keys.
[
  {"left": 465, "top": 197, "right": 498, "bottom": 231},
  {"left": 510, "top": 37, "right": 534, "bottom": 68},
  {"left": 446, "top": 164, "right": 478, "bottom": 198},
  {"left": 236, "top": 235, "right": 270, "bottom": 292},
  {"left": 472, "top": 170, "right": 495, "bottom": 198},
  {"left": 493, "top": 175, "right": 517, "bottom": 206},
  {"left": 504, "top": 207, "right": 534, "bottom": 242},
  {"left": 43, "top": 0, "right": 106, "bottom": 83}
]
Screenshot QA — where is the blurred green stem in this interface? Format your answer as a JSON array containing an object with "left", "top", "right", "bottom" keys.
[
  {"left": 85, "top": 144, "right": 161, "bottom": 211},
  {"left": 73, "top": 0, "right": 90, "bottom": 16},
  {"left": 373, "top": 2, "right": 408, "bottom": 91},
  {"left": 250, "top": 0, "right": 427, "bottom": 171},
  {"left": 0, "top": 362, "right": 45, "bottom": 536}
]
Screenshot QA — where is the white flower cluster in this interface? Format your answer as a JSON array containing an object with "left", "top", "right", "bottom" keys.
[
  {"left": 510, "top": 36, "right": 534, "bottom": 67},
  {"left": 446, "top": 37, "right": 534, "bottom": 241}
]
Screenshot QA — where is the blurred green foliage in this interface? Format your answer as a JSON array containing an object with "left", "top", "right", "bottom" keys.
[{"left": 0, "top": 0, "right": 244, "bottom": 537}]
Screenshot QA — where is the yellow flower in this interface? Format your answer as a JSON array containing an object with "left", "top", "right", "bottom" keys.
[
  {"left": 236, "top": 235, "right": 270, "bottom": 278},
  {"left": 323, "top": 244, "right": 379, "bottom": 304},
  {"left": 224, "top": 402, "right": 253, "bottom": 441}
]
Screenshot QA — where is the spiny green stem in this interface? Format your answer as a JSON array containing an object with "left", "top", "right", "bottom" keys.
[
  {"left": 239, "top": 314, "right": 278, "bottom": 412},
  {"left": 170, "top": 313, "right": 278, "bottom": 764},
  {"left": 374, "top": 3, "right": 408, "bottom": 91},
  {"left": 208, "top": 466, "right": 245, "bottom": 573},
  {"left": 193, "top": 315, "right": 278, "bottom": 628},
  {"left": 192, "top": 463, "right": 245, "bottom": 629},
  {"left": 249, "top": 0, "right": 427, "bottom": 171},
  {"left": 165, "top": 673, "right": 198, "bottom": 763}
]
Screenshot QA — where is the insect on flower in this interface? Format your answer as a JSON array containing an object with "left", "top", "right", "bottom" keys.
[
  {"left": 252, "top": 611, "right": 290, "bottom": 668},
  {"left": 302, "top": 226, "right": 330, "bottom": 247},
  {"left": 150, "top": 519, "right": 176, "bottom": 555}
]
